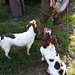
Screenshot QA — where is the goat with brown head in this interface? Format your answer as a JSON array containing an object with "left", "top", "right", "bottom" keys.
[{"left": 39, "top": 28, "right": 58, "bottom": 48}]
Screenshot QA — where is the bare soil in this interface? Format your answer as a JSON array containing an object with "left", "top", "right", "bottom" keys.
[{"left": 26, "top": 61, "right": 50, "bottom": 75}]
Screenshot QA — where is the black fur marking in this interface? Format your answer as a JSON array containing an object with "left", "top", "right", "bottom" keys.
[
  {"left": 1, "top": 36, "right": 4, "bottom": 40},
  {"left": 43, "top": 46, "right": 47, "bottom": 48},
  {"left": 58, "top": 69, "right": 63, "bottom": 75},
  {"left": 54, "top": 61, "right": 60, "bottom": 70},
  {"left": 56, "top": 53, "right": 58, "bottom": 56},
  {"left": 49, "top": 59, "right": 54, "bottom": 62}
]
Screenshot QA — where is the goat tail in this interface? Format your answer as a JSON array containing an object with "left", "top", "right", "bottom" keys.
[
  {"left": 0, "top": 36, "right": 2, "bottom": 42},
  {"left": 0, "top": 37, "right": 1, "bottom": 46}
]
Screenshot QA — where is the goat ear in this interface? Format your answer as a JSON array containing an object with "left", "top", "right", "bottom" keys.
[
  {"left": 26, "top": 24, "right": 29, "bottom": 30},
  {"left": 33, "top": 22, "right": 37, "bottom": 28},
  {"left": 52, "top": 35, "right": 58, "bottom": 47},
  {"left": 54, "top": 37, "right": 58, "bottom": 47},
  {"left": 39, "top": 38, "right": 45, "bottom": 47},
  {"left": 26, "top": 23, "right": 31, "bottom": 31},
  {"left": 34, "top": 23, "right": 37, "bottom": 28}
]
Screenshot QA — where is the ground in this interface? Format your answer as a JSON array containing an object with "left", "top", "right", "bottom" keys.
[{"left": 26, "top": 62, "right": 49, "bottom": 75}]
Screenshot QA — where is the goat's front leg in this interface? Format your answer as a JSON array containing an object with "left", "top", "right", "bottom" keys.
[
  {"left": 41, "top": 55, "right": 46, "bottom": 61},
  {"left": 47, "top": 68, "right": 50, "bottom": 74},
  {"left": 26, "top": 45, "right": 31, "bottom": 55}
]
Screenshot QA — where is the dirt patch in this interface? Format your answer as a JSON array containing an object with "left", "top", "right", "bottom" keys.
[{"left": 26, "top": 61, "right": 50, "bottom": 75}]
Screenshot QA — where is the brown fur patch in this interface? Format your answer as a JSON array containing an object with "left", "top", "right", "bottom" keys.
[
  {"left": 39, "top": 32, "right": 58, "bottom": 48},
  {"left": 1, "top": 34, "right": 15, "bottom": 40},
  {"left": 60, "top": 60, "right": 63, "bottom": 67},
  {"left": 5, "top": 34, "right": 15, "bottom": 39},
  {"left": 39, "top": 38, "right": 49, "bottom": 48},
  {"left": 51, "top": 35, "right": 58, "bottom": 47}
]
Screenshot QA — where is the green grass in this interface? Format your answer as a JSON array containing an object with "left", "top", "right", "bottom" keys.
[
  {"left": 0, "top": 3, "right": 41, "bottom": 75},
  {"left": 67, "top": 13, "right": 75, "bottom": 75},
  {"left": 0, "top": 1, "right": 75, "bottom": 75}
]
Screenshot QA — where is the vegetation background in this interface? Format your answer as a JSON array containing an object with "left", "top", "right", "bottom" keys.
[{"left": 0, "top": 0, "right": 75, "bottom": 75}]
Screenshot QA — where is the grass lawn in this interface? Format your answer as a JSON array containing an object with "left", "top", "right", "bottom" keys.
[{"left": 0, "top": 1, "right": 75, "bottom": 75}]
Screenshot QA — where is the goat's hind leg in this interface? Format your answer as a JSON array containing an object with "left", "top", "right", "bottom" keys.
[{"left": 4, "top": 47, "right": 11, "bottom": 59}]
